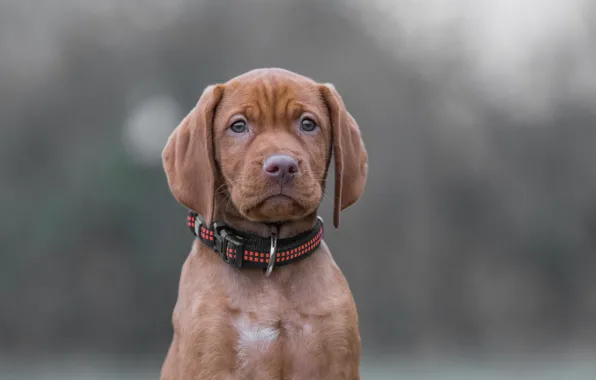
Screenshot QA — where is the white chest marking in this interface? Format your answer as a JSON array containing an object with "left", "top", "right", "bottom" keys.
[
  {"left": 233, "top": 314, "right": 279, "bottom": 366},
  {"left": 303, "top": 322, "right": 313, "bottom": 333}
]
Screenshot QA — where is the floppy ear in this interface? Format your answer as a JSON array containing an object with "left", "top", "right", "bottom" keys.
[
  {"left": 320, "top": 83, "right": 368, "bottom": 228},
  {"left": 162, "top": 85, "right": 224, "bottom": 225}
]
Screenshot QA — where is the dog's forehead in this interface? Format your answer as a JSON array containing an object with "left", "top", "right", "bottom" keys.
[
  {"left": 225, "top": 71, "right": 318, "bottom": 101},
  {"left": 217, "top": 69, "right": 326, "bottom": 122},
  {"left": 226, "top": 68, "right": 316, "bottom": 86}
]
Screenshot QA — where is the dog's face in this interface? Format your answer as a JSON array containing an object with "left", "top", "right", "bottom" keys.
[
  {"left": 213, "top": 73, "right": 331, "bottom": 222},
  {"left": 163, "top": 68, "right": 367, "bottom": 228}
]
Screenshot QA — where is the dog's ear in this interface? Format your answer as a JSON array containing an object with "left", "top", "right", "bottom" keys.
[
  {"left": 320, "top": 83, "right": 368, "bottom": 228},
  {"left": 162, "top": 85, "right": 224, "bottom": 225}
]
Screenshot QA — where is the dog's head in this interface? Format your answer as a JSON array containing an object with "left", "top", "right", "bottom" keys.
[{"left": 163, "top": 68, "right": 367, "bottom": 228}]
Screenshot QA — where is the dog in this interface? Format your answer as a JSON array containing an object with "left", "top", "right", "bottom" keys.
[{"left": 161, "top": 68, "right": 368, "bottom": 379}]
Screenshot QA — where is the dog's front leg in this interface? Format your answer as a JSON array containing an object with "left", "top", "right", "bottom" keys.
[{"left": 160, "top": 333, "right": 238, "bottom": 380}]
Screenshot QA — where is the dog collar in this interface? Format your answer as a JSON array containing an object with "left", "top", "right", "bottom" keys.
[{"left": 187, "top": 211, "right": 323, "bottom": 274}]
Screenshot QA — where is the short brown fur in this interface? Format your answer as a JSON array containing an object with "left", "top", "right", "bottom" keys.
[{"left": 161, "top": 68, "right": 368, "bottom": 380}]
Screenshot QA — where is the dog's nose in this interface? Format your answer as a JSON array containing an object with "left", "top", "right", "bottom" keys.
[{"left": 263, "top": 155, "right": 299, "bottom": 183}]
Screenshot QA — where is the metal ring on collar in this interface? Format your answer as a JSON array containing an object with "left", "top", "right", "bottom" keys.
[{"left": 265, "top": 227, "right": 279, "bottom": 276}]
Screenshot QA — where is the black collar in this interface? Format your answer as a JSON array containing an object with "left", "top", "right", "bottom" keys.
[{"left": 187, "top": 211, "right": 324, "bottom": 274}]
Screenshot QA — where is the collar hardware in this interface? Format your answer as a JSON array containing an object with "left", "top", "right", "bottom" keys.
[
  {"left": 212, "top": 222, "right": 245, "bottom": 267},
  {"left": 265, "top": 227, "right": 279, "bottom": 277}
]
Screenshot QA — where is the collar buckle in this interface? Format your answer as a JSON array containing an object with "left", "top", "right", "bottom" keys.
[
  {"left": 212, "top": 223, "right": 244, "bottom": 267},
  {"left": 212, "top": 222, "right": 228, "bottom": 262},
  {"left": 189, "top": 212, "right": 204, "bottom": 237}
]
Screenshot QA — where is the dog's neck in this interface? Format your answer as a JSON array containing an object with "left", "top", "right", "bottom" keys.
[
  {"left": 216, "top": 208, "right": 318, "bottom": 240},
  {"left": 214, "top": 192, "right": 318, "bottom": 239}
]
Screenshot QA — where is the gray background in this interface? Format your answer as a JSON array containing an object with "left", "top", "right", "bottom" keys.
[{"left": 2, "top": 0, "right": 596, "bottom": 377}]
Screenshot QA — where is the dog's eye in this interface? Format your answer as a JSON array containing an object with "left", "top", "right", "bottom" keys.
[
  {"left": 300, "top": 118, "right": 317, "bottom": 132},
  {"left": 229, "top": 120, "right": 248, "bottom": 134}
]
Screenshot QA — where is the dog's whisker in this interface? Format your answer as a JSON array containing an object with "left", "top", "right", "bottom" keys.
[{"left": 320, "top": 190, "right": 334, "bottom": 206}]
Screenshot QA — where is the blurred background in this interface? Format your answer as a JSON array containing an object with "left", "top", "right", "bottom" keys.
[{"left": 2, "top": 0, "right": 596, "bottom": 378}]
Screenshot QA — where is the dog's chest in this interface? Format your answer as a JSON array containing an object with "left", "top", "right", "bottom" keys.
[
  {"left": 183, "top": 247, "right": 354, "bottom": 378},
  {"left": 225, "top": 276, "right": 330, "bottom": 377},
  {"left": 230, "top": 309, "right": 322, "bottom": 377}
]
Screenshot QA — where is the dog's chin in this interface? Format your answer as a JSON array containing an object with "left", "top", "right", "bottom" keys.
[{"left": 236, "top": 193, "right": 318, "bottom": 223}]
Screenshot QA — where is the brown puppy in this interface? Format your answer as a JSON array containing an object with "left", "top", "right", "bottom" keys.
[{"left": 161, "top": 68, "right": 367, "bottom": 380}]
